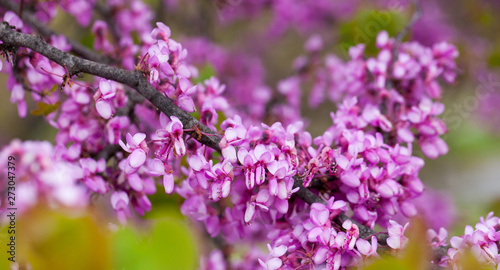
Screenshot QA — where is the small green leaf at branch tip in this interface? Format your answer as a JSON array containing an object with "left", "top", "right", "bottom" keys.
[{"left": 31, "top": 101, "right": 61, "bottom": 116}]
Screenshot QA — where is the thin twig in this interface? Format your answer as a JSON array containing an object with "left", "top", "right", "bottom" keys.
[
  {"left": 394, "top": 0, "right": 422, "bottom": 43},
  {"left": 0, "top": 0, "right": 115, "bottom": 64},
  {"left": 17, "top": 0, "right": 23, "bottom": 16}
]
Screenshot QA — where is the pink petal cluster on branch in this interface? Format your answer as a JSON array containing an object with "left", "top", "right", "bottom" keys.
[{"left": 0, "top": 1, "right": 494, "bottom": 269}]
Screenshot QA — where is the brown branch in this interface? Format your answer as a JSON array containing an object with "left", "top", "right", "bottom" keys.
[
  {"left": 17, "top": 0, "right": 22, "bottom": 16},
  {"left": 0, "top": 0, "right": 114, "bottom": 64},
  {"left": 0, "top": 21, "right": 221, "bottom": 152}
]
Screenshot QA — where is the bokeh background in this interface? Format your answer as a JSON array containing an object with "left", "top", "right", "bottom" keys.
[{"left": 1, "top": 0, "right": 500, "bottom": 269}]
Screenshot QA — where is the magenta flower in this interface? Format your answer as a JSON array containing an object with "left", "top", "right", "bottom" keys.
[
  {"left": 238, "top": 144, "right": 273, "bottom": 189},
  {"left": 362, "top": 104, "right": 392, "bottom": 132},
  {"left": 111, "top": 191, "right": 131, "bottom": 224},
  {"left": 3, "top": 11, "right": 23, "bottom": 29},
  {"left": 151, "top": 22, "right": 171, "bottom": 41},
  {"left": 267, "top": 159, "right": 295, "bottom": 199},
  {"left": 106, "top": 116, "right": 130, "bottom": 144},
  {"left": 219, "top": 124, "right": 247, "bottom": 149},
  {"left": 208, "top": 160, "right": 234, "bottom": 201},
  {"left": 174, "top": 76, "right": 197, "bottom": 112},
  {"left": 119, "top": 132, "right": 149, "bottom": 174},
  {"left": 244, "top": 188, "right": 275, "bottom": 224},
  {"left": 198, "top": 77, "right": 229, "bottom": 127},
  {"left": 199, "top": 250, "right": 226, "bottom": 270},
  {"left": 10, "top": 84, "right": 27, "bottom": 118},
  {"left": 387, "top": 220, "right": 409, "bottom": 250},
  {"left": 308, "top": 197, "right": 348, "bottom": 245},
  {"left": 92, "top": 20, "right": 112, "bottom": 53},
  {"left": 376, "top": 30, "right": 391, "bottom": 49},
  {"left": 342, "top": 220, "right": 360, "bottom": 250},
  {"left": 427, "top": 227, "right": 448, "bottom": 248},
  {"left": 366, "top": 56, "right": 388, "bottom": 89},
  {"left": 258, "top": 243, "right": 287, "bottom": 270},
  {"left": 94, "top": 79, "right": 117, "bottom": 119},
  {"left": 155, "top": 113, "right": 186, "bottom": 158},
  {"left": 356, "top": 236, "right": 379, "bottom": 257},
  {"left": 149, "top": 158, "right": 175, "bottom": 194},
  {"left": 79, "top": 157, "right": 107, "bottom": 194},
  {"left": 146, "top": 42, "right": 168, "bottom": 83},
  {"left": 188, "top": 153, "right": 212, "bottom": 189}
]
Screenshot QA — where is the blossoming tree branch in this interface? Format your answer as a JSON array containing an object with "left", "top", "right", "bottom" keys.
[{"left": 0, "top": 0, "right": 498, "bottom": 269}]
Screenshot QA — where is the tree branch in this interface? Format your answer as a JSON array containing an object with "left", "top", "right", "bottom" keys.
[
  {"left": 0, "top": 21, "right": 221, "bottom": 152},
  {"left": 0, "top": 0, "right": 114, "bottom": 64}
]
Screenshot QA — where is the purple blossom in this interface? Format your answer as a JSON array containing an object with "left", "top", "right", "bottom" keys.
[
  {"left": 386, "top": 220, "right": 409, "bottom": 250},
  {"left": 119, "top": 132, "right": 149, "bottom": 174},
  {"left": 94, "top": 79, "right": 117, "bottom": 119},
  {"left": 111, "top": 191, "right": 131, "bottom": 224},
  {"left": 0, "top": 6, "right": 484, "bottom": 269},
  {"left": 79, "top": 158, "right": 107, "bottom": 193},
  {"left": 149, "top": 158, "right": 175, "bottom": 194},
  {"left": 154, "top": 114, "right": 186, "bottom": 158}
]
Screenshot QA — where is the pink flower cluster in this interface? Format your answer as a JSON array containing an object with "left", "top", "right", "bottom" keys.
[
  {"left": 284, "top": 31, "right": 458, "bottom": 159},
  {"left": 183, "top": 38, "right": 271, "bottom": 121},
  {"left": 3, "top": 1, "right": 496, "bottom": 269},
  {"left": 0, "top": 140, "right": 88, "bottom": 214},
  {"left": 431, "top": 212, "right": 500, "bottom": 269}
]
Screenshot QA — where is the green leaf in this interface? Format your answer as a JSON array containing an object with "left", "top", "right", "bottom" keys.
[
  {"left": 190, "top": 111, "right": 200, "bottom": 120},
  {"left": 80, "top": 32, "right": 95, "bottom": 50},
  {"left": 487, "top": 51, "right": 500, "bottom": 68},
  {"left": 216, "top": 111, "right": 227, "bottom": 130},
  {"left": 456, "top": 249, "right": 495, "bottom": 270},
  {"left": 111, "top": 218, "right": 198, "bottom": 270},
  {"left": 31, "top": 101, "right": 61, "bottom": 116},
  {"left": 400, "top": 218, "right": 430, "bottom": 270},
  {"left": 193, "top": 64, "right": 217, "bottom": 84},
  {"left": 363, "top": 257, "right": 408, "bottom": 270},
  {"left": 50, "top": 84, "right": 59, "bottom": 93},
  {"left": 337, "top": 8, "right": 406, "bottom": 58},
  {"left": 14, "top": 208, "right": 111, "bottom": 270},
  {"left": 363, "top": 218, "right": 430, "bottom": 270}
]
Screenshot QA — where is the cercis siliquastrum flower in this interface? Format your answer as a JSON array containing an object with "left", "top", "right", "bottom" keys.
[{"left": 1, "top": 3, "right": 496, "bottom": 270}]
